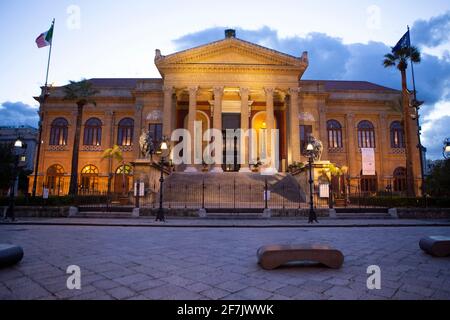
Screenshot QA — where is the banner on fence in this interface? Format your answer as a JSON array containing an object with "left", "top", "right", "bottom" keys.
[
  {"left": 361, "top": 148, "right": 376, "bottom": 176},
  {"left": 319, "top": 184, "right": 330, "bottom": 198}
]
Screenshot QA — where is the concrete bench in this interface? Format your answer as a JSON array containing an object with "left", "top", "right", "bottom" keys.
[
  {"left": 420, "top": 236, "right": 450, "bottom": 257},
  {"left": 0, "top": 244, "right": 24, "bottom": 268},
  {"left": 257, "top": 244, "right": 344, "bottom": 270}
]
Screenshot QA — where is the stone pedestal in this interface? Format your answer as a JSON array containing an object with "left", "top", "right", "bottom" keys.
[{"left": 132, "top": 159, "right": 153, "bottom": 190}]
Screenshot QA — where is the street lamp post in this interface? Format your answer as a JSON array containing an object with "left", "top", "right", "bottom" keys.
[
  {"left": 6, "top": 139, "right": 26, "bottom": 222},
  {"left": 306, "top": 142, "right": 318, "bottom": 224},
  {"left": 156, "top": 139, "right": 169, "bottom": 222}
]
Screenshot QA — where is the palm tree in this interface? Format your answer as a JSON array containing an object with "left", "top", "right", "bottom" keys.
[
  {"left": 64, "top": 80, "right": 99, "bottom": 196},
  {"left": 102, "top": 145, "right": 126, "bottom": 197},
  {"left": 383, "top": 46, "right": 421, "bottom": 197}
]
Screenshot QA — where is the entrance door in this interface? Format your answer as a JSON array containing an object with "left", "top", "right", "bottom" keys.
[{"left": 222, "top": 114, "right": 241, "bottom": 172}]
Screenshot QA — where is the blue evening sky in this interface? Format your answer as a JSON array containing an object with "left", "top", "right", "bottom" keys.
[{"left": 0, "top": 0, "right": 449, "bottom": 159}]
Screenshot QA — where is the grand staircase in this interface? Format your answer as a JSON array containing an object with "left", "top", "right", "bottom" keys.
[{"left": 160, "top": 172, "right": 307, "bottom": 212}]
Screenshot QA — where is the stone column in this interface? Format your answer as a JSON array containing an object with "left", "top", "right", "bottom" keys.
[
  {"left": 288, "top": 88, "right": 301, "bottom": 164},
  {"left": 318, "top": 104, "right": 329, "bottom": 161},
  {"left": 378, "top": 113, "right": 388, "bottom": 189},
  {"left": 163, "top": 86, "right": 174, "bottom": 139},
  {"left": 239, "top": 87, "right": 251, "bottom": 172},
  {"left": 211, "top": 86, "right": 224, "bottom": 173},
  {"left": 185, "top": 86, "right": 198, "bottom": 172},
  {"left": 134, "top": 104, "right": 143, "bottom": 159},
  {"left": 345, "top": 113, "right": 358, "bottom": 188},
  {"left": 264, "top": 87, "right": 275, "bottom": 171}
]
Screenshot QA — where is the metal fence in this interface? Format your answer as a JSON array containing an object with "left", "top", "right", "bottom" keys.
[{"left": 139, "top": 182, "right": 331, "bottom": 210}]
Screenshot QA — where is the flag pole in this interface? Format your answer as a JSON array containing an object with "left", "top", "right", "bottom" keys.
[
  {"left": 44, "top": 19, "right": 55, "bottom": 92},
  {"left": 32, "top": 18, "right": 55, "bottom": 198},
  {"left": 407, "top": 25, "right": 425, "bottom": 197}
]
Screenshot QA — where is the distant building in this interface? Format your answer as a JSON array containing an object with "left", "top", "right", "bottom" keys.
[{"left": 0, "top": 125, "right": 39, "bottom": 172}]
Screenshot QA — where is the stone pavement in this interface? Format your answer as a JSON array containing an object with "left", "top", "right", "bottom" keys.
[
  {"left": 2, "top": 217, "right": 450, "bottom": 228},
  {"left": 0, "top": 224, "right": 449, "bottom": 300}
]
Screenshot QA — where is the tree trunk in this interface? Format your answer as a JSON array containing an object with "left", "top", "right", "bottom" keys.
[
  {"left": 69, "top": 102, "right": 84, "bottom": 196},
  {"left": 401, "top": 69, "right": 416, "bottom": 197}
]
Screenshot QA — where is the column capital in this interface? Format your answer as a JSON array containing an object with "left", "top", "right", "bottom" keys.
[
  {"left": 188, "top": 86, "right": 199, "bottom": 96},
  {"left": 213, "top": 86, "right": 224, "bottom": 97},
  {"left": 163, "top": 86, "right": 174, "bottom": 95},
  {"left": 135, "top": 104, "right": 143, "bottom": 112},
  {"left": 288, "top": 87, "right": 300, "bottom": 95},
  {"left": 346, "top": 112, "right": 355, "bottom": 120},
  {"left": 379, "top": 112, "right": 388, "bottom": 120},
  {"left": 319, "top": 104, "right": 327, "bottom": 114},
  {"left": 264, "top": 87, "right": 275, "bottom": 96},
  {"left": 239, "top": 87, "right": 250, "bottom": 97}
]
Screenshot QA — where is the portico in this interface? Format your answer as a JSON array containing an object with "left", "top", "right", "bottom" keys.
[{"left": 155, "top": 30, "right": 308, "bottom": 173}]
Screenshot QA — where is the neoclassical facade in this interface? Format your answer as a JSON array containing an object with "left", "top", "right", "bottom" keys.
[{"left": 30, "top": 30, "right": 422, "bottom": 196}]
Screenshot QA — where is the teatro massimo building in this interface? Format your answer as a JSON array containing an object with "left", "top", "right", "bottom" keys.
[{"left": 30, "top": 29, "right": 422, "bottom": 198}]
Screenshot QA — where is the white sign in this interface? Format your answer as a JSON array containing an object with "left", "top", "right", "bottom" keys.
[
  {"left": 134, "top": 182, "right": 145, "bottom": 197},
  {"left": 43, "top": 188, "right": 49, "bottom": 199},
  {"left": 319, "top": 184, "right": 330, "bottom": 198},
  {"left": 361, "top": 148, "right": 376, "bottom": 176}
]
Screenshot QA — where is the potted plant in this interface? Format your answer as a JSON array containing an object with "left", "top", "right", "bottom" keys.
[
  {"left": 288, "top": 162, "right": 306, "bottom": 174},
  {"left": 251, "top": 158, "right": 263, "bottom": 172}
]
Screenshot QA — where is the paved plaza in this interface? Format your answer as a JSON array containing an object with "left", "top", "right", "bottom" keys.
[{"left": 0, "top": 223, "right": 449, "bottom": 300}]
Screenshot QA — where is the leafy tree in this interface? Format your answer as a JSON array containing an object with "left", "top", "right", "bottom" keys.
[
  {"left": 0, "top": 143, "right": 14, "bottom": 194},
  {"left": 383, "top": 46, "right": 421, "bottom": 197},
  {"left": 102, "top": 145, "right": 126, "bottom": 196},
  {"left": 425, "top": 160, "right": 450, "bottom": 197},
  {"left": 63, "top": 79, "right": 99, "bottom": 195}
]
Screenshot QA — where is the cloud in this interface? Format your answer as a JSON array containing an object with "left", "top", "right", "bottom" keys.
[
  {"left": 421, "top": 116, "right": 450, "bottom": 160},
  {"left": 172, "top": 22, "right": 450, "bottom": 160},
  {"left": 412, "top": 11, "right": 450, "bottom": 48},
  {"left": 0, "top": 101, "right": 39, "bottom": 127}
]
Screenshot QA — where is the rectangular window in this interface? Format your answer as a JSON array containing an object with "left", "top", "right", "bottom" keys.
[
  {"left": 149, "top": 123, "right": 163, "bottom": 144},
  {"left": 300, "top": 125, "right": 313, "bottom": 155}
]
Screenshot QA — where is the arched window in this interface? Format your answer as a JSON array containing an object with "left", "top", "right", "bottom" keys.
[
  {"left": 80, "top": 165, "right": 99, "bottom": 192},
  {"left": 49, "top": 118, "right": 68, "bottom": 146},
  {"left": 393, "top": 167, "right": 407, "bottom": 193},
  {"left": 83, "top": 118, "right": 102, "bottom": 146},
  {"left": 115, "top": 164, "right": 133, "bottom": 175},
  {"left": 390, "top": 121, "right": 405, "bottom": 148},
  {"left": 114, "top": 164, "right": 133, "bottom": 194},
  {"left": 46, "top": 165, "right": 64, "bottom": 195},
  {"left": 327, "top": 120, "right": 343, "bottom": 149},
  {"left": 358, "top": 120, "right": 376, "bottom": 148},
  {"left": 117, "top": 118, "right": 134, "bottom": 146}
]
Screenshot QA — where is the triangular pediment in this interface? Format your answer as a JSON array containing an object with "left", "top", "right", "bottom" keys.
[{"left": 155, "top": 38, "right": 308, "bottom": 71}]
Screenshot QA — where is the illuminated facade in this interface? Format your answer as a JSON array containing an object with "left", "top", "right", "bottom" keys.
[{"left": 30, "top": 30, "right": 422, "bottom": 196}]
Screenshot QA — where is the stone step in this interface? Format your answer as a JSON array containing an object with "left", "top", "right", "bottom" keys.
[
  {"left": 335, "top": 213, "right": 393, "bottom": 219},
  {"left": 74, "top": 212, "right": 133, "bottom": 219}
]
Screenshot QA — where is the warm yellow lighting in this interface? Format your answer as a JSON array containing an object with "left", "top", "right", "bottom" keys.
[
  {"left": 14, "top": 139, "right": 23, "bottom": 148},
  {"left": 160, "top": 141, "right": 168, "bottom": 151},
  {"left": 307, "top": 143, "right": 314, "bottom": 152},
  {"left": 261, "top": 122, "right": 267, "bottom": 130},
  {"left": 445, "top": 145, "right": 450, "bottom": 153}
]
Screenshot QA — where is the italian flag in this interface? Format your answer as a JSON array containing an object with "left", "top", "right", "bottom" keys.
[{"left": 36, "top": 23, "right": 54, "bottom": 48}]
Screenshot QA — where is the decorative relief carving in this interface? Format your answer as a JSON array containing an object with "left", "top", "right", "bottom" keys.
[
  {"left": 81, "top": 145, "right": 103, "bottom": 152},
  {"left": 47, "top": 145, "right": 69, "bottom": 152},
  {"left": 328, "top": 147, "right": 345, "bottom": 154},
  {"left": 120, "top": 145, "right": 134, "bottom": 153},
  {"left": 146, "top": 110, "right": 163, "bottom": 121},
  {"left": 390, "top": 148, "right": 406, "bottom": 155},
  {"left": 299, "top": 112, "right": 315, "bottom": 122}
]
